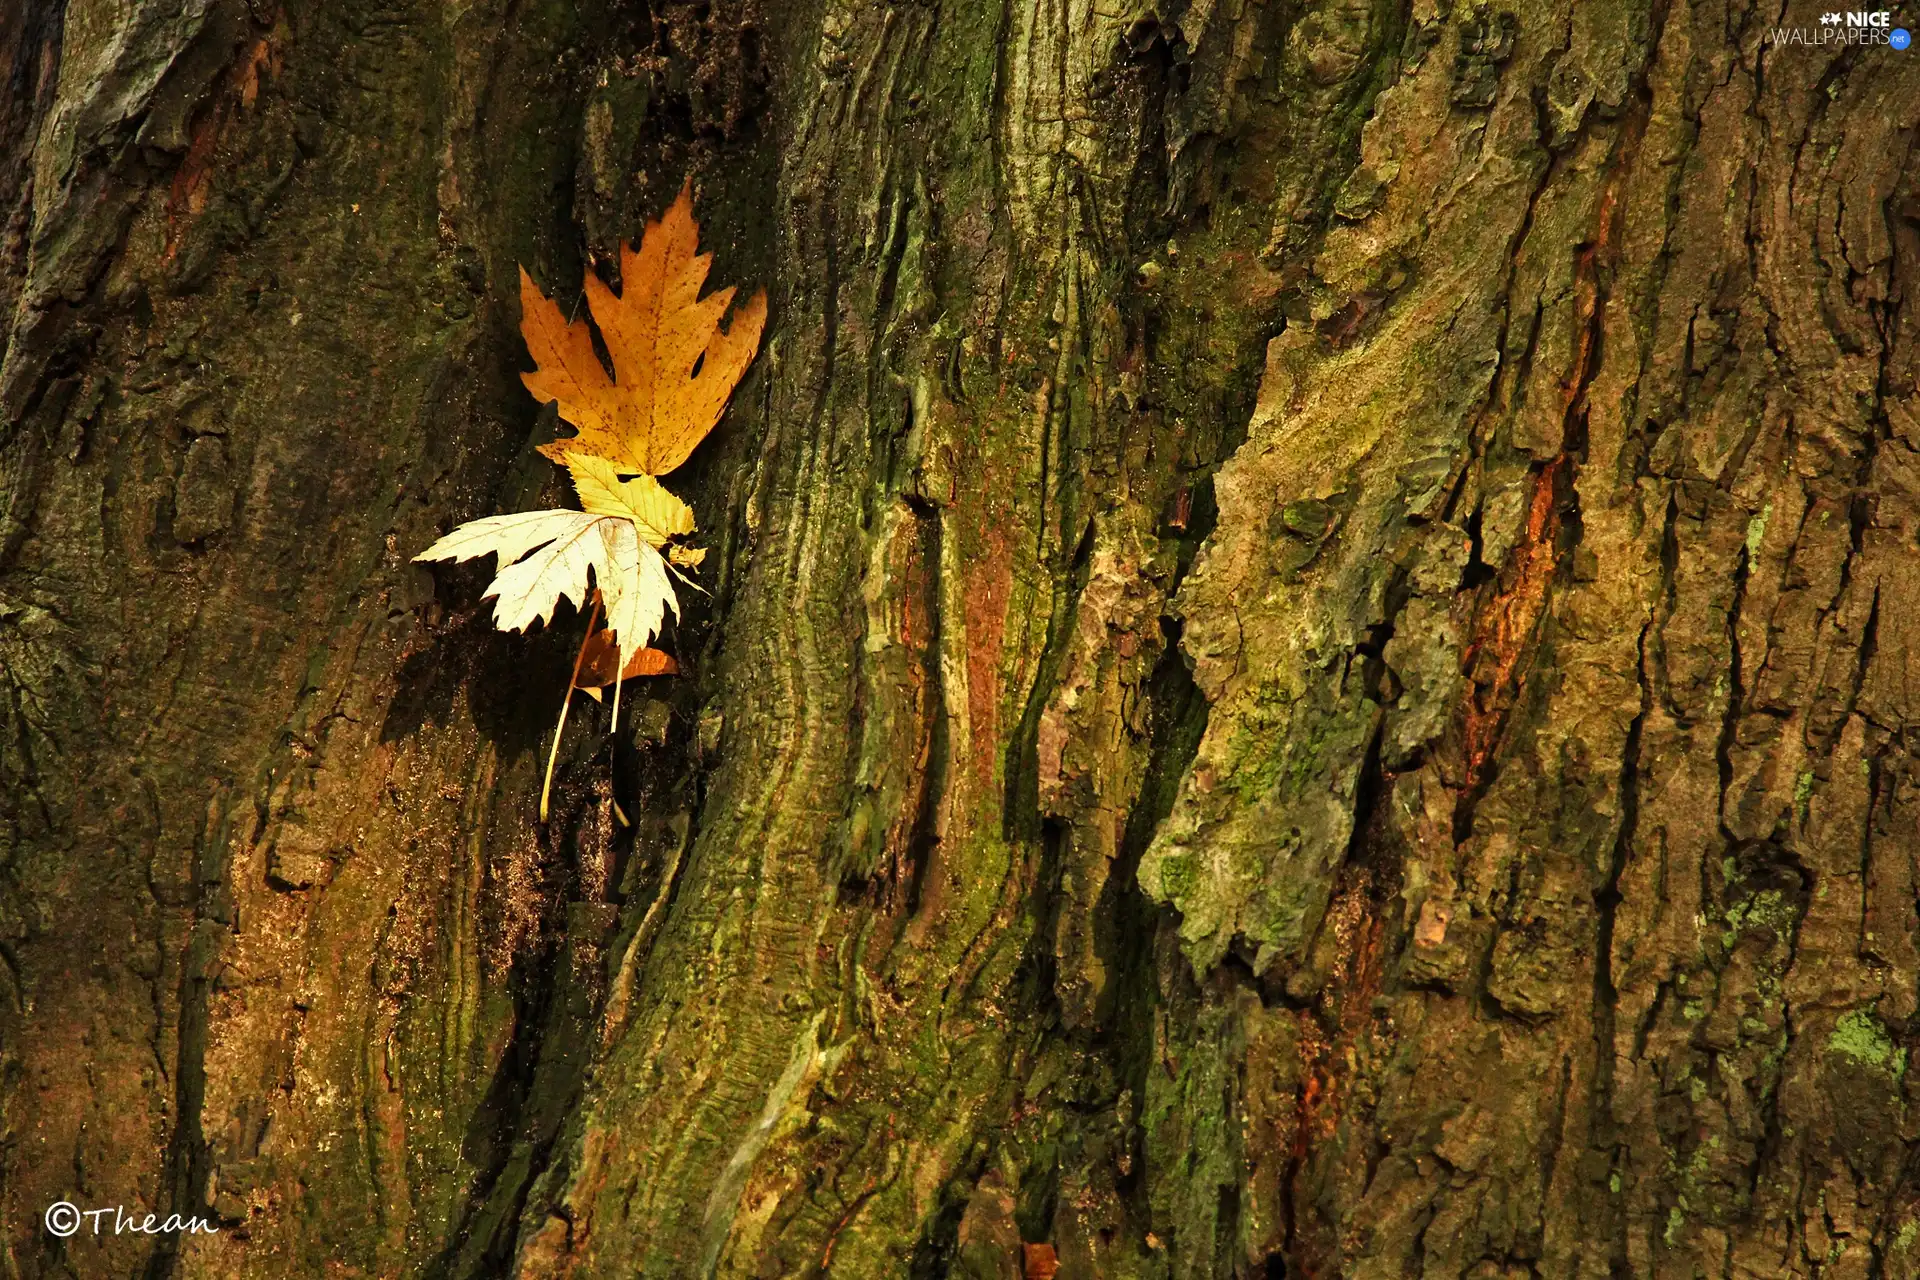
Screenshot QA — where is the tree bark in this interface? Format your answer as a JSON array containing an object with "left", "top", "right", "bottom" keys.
[{"left": 4, "top": 0, "right": 1919, "bottom": 1277}]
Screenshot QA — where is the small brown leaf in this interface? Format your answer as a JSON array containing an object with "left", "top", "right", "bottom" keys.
[
  {"left": 1022, "top": 1243, "right": 1059, "bottom": 1279},
  {"left": 575, "top": 627, "right": 679, "bottom": 690}
]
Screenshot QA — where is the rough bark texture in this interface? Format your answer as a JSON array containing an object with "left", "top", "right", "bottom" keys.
[{"left": 4, "top": 0, "right": 1919, "bottom": 1277}]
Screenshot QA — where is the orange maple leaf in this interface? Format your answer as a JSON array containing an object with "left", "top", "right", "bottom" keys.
[{"left": 518, "top": 182, "right": 767, "bottom": 476}]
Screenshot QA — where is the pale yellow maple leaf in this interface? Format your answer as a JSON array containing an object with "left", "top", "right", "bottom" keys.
[{"left": 413, "top": 453, "right": 695, "bottom": 671}]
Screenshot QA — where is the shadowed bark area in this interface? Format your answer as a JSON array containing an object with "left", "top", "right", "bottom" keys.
[{"left": 3, "top": 1, "right": 1919, "bottom": 1277}]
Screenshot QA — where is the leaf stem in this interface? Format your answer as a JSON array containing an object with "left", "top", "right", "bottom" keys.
[
  {"left": 540, "top": 598, "right": 602, "bottom": 823},
  {"left": 609, "top": 649, "right": 625, "bottom": 736}
]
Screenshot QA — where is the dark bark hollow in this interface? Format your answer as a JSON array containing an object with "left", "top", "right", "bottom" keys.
[{"left": 3, "top": 1, "right": 1919, "bottom": 1277}]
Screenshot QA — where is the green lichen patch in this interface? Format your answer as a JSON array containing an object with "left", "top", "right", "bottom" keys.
[{"left": 1828, "top": 1009, "right": 1906, "bottom": 1077}]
